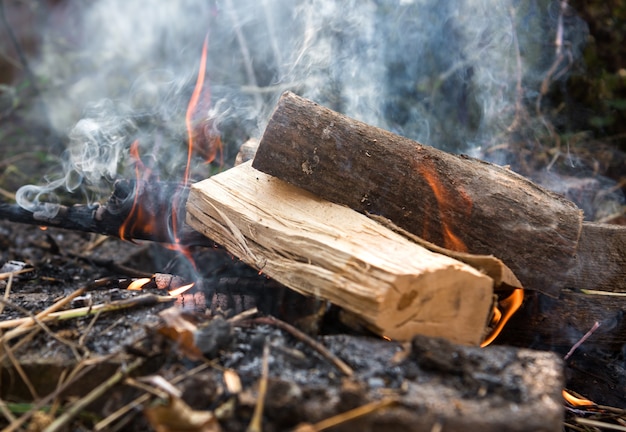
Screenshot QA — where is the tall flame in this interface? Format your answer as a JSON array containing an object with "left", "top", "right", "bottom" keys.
[
  {"left": 185, "top": 33, "right": 223, "bottom": 179},
  {"left": 184, "top": 34, "right": 209, "bottom": 184},
  {"left": 119, "top": 35, "right": 223, "bottom": 276}
]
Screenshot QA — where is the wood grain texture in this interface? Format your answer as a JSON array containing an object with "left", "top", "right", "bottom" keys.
[
  {"left": 565, "top": 222, "right": 626, "bottom": 292},
  {"left": 186, "top": 162, "right": 494, "bottom": 345},
  {"left": 252, "top": 92, "right": 585, "bottom": 297}
]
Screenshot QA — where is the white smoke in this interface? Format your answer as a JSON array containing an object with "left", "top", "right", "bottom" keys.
[{"left": 17, "top": 0, "right": 592, "bottom": 215}]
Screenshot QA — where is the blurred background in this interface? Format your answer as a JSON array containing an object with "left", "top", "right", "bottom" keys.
[{"left": 0, "top": 0, "right": 623, "bottom": 222}]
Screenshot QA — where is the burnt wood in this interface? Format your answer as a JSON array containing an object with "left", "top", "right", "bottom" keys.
[
  {"left": 252, "top": 92, "right": 586, "bottom": 297},
  {"left": 0, "top": 180, "right": 212, "bottom": 246}
]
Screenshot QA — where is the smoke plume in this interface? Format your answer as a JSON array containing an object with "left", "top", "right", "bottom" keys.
[{"left": 16, "top": 0, "right": 603, "bottom": 217}]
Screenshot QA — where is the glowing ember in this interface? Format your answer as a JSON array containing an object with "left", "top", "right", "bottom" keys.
[
  {"left": 168, "top": 282, "right": 195, "bottom": 297},
  {"left": 127, "top": 277, "right": 152, "bottom": 291},
  {"left": 481, "top": 288, "right": 524, "bottom": 347},
  {"left": 563, "top": 389, "right": 595, "bottom": 407}
]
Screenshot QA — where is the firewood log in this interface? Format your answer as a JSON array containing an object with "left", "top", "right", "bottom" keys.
[
  {"left": 186, "top": 162, "right": 495, "bottom": 345},
  {"left": 252, "top": 92, "right": 586, "bottom": 297}
]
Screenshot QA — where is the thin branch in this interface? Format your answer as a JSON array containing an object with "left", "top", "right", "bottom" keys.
[
  {"left": 0, "top": 0, "right": 38, "bottom": 90},
  {"left": 0, "top": 286, "right": 86, "bottom": 341},
  {"left": 564, "top": 321, "right": 600, "bottom": 361},
  {"left": 0, "top": 293, "right": 176, "bottom": 331},
  {"left": 42, "top": 358, "right": 145, "bottom": 432},
  {"left": 506, "top": 5, "right": 526, "bottom": 133},
  {"left": 93, "top": 362, "right": 213, "bottom": 431},
  {"left": 1, "top": 338, "right": 39, "bottom": 400},
  {"left": 1, "top": 358, "right": 100, "bottom": 432},
  {"left": 0, "top": 272, "right": 12, "bottom": 315}
]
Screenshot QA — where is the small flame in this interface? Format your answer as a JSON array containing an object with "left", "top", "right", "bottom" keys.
[
  {"left": 563, "top": 389, "right": 595, "bottom": 407},
  {"left": 412, "top": 158, "right": 524, "bottom": 346},
  {"left": 168, "top": 282, "right": 195, "bottom": 296},
  {"left": 480, "top": 288, "right": 524, "bottom": 347},
  {"left": 119, "top": 140, "right": 150, "bottom": 241},
  {"left": 415, "top": 159, "right": 472, "bottom": 252},
  {"left": 127, "top": 277, "right": 152, "bottom": 291}
]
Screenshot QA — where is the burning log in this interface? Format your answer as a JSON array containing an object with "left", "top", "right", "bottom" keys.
[
  {"left": 0, "top": 179, "right": 212, "bottom": 246},
  {"left": 186, "top": 161, "right": 497, "bottom": 345},
  {"left": 251, "top": 92, "right": 587, "bottom": 298}
]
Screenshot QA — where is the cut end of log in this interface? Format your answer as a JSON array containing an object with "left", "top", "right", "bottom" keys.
[
  {"left": 377, "top": 269, "right": 493, "bottom": 345},
  {"left": 186, "top": 162, "right": 494, "bottom": 345}
]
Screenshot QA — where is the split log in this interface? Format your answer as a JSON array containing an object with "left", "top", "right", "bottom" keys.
[
  {"left": 252, "top": 92, "right": 586, "bottom": 297},
  {"left": 186, "top": 161, "right": 495, "bottom": 345}
]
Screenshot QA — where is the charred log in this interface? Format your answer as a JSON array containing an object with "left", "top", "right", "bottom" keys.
[{"left": 0, "top": 179, "right": 212, "bottom": 246}]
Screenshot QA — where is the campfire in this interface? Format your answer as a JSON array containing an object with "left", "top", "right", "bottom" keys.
[{"left": 0, "top": 1, "right": 625, "bottom": 431}]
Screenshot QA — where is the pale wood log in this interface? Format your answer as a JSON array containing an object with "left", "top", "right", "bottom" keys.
[
  {"left": 252, "top": 91, "right": 585, "bottom": 298},
  {"left": 186, "top": 162, "right": 494, "bottom": 345}
]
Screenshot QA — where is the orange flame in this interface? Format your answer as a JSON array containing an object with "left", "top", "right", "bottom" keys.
[
  {"left": 480, "top": 288, "right": 524, "bottom": 347},
  {"left": 185, "top": 33, "right": 223, "bottom": 182},
  {"left": 413, "top": 158, "right": 523, "bottom": 346},
  {"left": 127, "top": 278, "right": 152, "bottom": 291},
  {"left": 120, "top": 35, "right": 221, "bottom": 249},
  {"left": 119, "top": 140, "right": 152, "bottom": 241},
  {"left": 415, "top": 159, "right": 471, "bottom": 252},
  {"left": 563, "top": 389, "right": 595, "bottom": 407},
  {"left": 168, "top": 282, "right": 195, "bottom": 296}
]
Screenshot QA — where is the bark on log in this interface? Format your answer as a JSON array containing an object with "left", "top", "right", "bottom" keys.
[
  {"left": 252, "top": 92, "right": 585, "bottom": 297},
  {"left": 186, "top": 162, "right": 495, "bottom": 345}
]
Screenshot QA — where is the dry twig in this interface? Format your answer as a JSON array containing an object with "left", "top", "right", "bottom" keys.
[
  {"left": 247, "top": 342, "right": 269, "bottom": 432},
  {"left": 293, "top": 398, "right": 397, "bottom": 432},
  {"left": 42, "top": 358, "right": 145, "bottom": 432},
  {"left": 0, "top": 293, "right": 175, "bottom": 331},
  {"left": 93, "top": 362, "right": 212, "bottom": 431}
]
